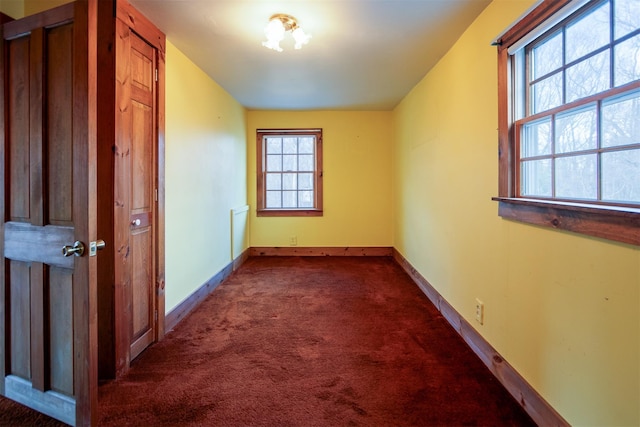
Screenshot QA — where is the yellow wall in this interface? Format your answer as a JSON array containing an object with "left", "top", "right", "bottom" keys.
[
  {"left": 247, "top": 111, "right": 393, "bottom": 248},
  {"left": 0, "top": 0, "right": 68, "bottom": 17},
  {"left": 393, "top": 0, "right": 640, "bottom": 425},
  {"left": 24, "top": 0, "right": 65, "bottom": 15},
  {"left": 0, "top": 0, "right": 24, "bottom": 18},
  {"left": 165, "top": 41, "right": 247, "bottom": 312}
]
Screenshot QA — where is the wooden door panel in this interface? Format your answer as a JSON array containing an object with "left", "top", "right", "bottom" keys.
[
  {"left": 131, "top": 229, "right": 152, "bottom": 335},
  {"left": 9, "top": 261, "right": 30, "bottom": 379},
  {"left": 1, "top": 2, "right": 98, "bottom": 425},
  {"left": 49, "top": 268, "right": 73, "bottom": 395},
  {"left": 131, "top": 50, "right": 152, "bottom": 95},
  {"left": 8, "top": 36, "right": 30, "bottom": 222},
  {"left": 47, "top": 24, "right": 74, "bottom": 225},
  {"left": 4, "top": 223, "right": 74, "bottom": 269},
  {"left": 130, "top": 229, "right": 154, "bottom": 358},
  {"left": 131, "top": 101, "right": 153, "bottom": 211}
]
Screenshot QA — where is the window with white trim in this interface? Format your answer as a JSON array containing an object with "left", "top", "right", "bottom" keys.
[
  {"left": 494, "top": 0, "right": 640, "bottom": 246},
  {"left": 256, "top": 129, "right": 323, "bottom": 217}
]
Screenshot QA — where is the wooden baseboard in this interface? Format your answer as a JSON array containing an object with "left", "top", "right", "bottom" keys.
[
  {"left": 165, "top": 249, "right": 249, "bottom": 332},
  {"left": 392, "top": 249, "right": 569, "bottom": 427},
  {"left": 249, "top": 246, "right": 393, "bottom": 257}
]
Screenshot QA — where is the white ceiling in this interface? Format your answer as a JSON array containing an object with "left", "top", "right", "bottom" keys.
[{"left": 129, "top": 0, "right": 492, "bottom": 110}]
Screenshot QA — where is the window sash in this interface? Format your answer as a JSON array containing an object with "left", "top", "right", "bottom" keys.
[{"left": 514, "top": 0, "right": 640, "bottom": 206}]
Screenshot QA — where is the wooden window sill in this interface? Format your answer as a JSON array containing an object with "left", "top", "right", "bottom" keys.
[
  {"left": 492, "top": 197, "right": 640, "bottom": 246},
  {"left": 257, "top": 209, "right": 323, "bottom": 217}
]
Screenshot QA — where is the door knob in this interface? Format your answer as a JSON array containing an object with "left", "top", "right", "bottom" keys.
[
  {"left": 62, "top": 241, "right": 85, "bottom": 257},
  {"left": 132, "top": 219, "right": 141, "bottom": 226}
]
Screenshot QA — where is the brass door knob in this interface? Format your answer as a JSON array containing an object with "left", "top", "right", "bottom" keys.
[{"left": 62, "top": 241, "right": 85, "bottom": 257}]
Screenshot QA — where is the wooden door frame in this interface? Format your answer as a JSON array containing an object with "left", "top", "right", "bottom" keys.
[{"left": 97, "top": 0, "right": 165, "bottom": 379}]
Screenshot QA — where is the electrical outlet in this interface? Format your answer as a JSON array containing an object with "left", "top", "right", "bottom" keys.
[
  {"left": 475, "top": 299, "right": 484, "bottom": 325},
  {"left": 290, "top": 236, "right": 297, "bottom": 246}
]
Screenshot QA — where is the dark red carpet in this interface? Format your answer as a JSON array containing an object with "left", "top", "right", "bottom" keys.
[{"left": 0, "top": 256, "right": 534, "bottom": 426}]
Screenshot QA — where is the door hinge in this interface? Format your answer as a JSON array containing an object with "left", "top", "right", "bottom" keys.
[
  {"left": 155, "top": 310, "right": 158, "bottom": 322},
  {"left": 155, "top": 69, "right": 158, "bottom": 82},
  {"left": 154, "top": 188, "right": 158, "bottom": 202}
]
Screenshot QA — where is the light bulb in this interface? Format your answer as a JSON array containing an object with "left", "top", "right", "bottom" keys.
[{"left": 292, "top": 27, "right": 311, "bottom": 49}]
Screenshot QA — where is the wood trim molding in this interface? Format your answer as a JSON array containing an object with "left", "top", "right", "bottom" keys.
[
  {"left": 392, "top": 249, "right": 570, "bottom": 427},
  {"left": 249, "top": 247, "right": 394, "bottom": 257},
  {"left": 494, "top": 0, "right": 572, "bottom": 51},
  {"left": 165, "top": 250, "right": 249, "bottom": 333},
  {"left": 115, "top": 0, "right": 165, "bottom": 52},
  {"left": 495, "top": 198, "right": 640, "bottom": 246},
  {"left": 0, "top": 12, "right": 14, "bottom": 24},
  {"left": 256, "top": 129, "right": 323, "bottom": 217}
]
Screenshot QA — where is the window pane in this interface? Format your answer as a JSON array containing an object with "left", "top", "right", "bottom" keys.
[
  {"left": 555, "top": 105, "right": 597, "bottom": 153},
  {"left": 532, "top": 72, "right": 563, "bottom": 114},
  {"left": 521, "top": 118, "right": 551, "bottom": 158},
  {"left": 283, "top": 154, "right": 297, "bottom": 171},
  {"left": 566, "top": 51, "right": 610, "bottom": 103},
  {"left": 602, "top": 90, "right": 640, "bottom": 148},
  {"left": 299, "top": 191, "right": 314, "bottom": 208},
  {"left": 299, "top": 155, "right": 314, "bottom": 171},
  {"left": 614, "top": 34, "right": 640, "bottom": 87},
  {"left": 266, "top": 137, "right": 282, "bottom": 154},
  {"left": 614, "top": 0, "right": 640, "bottom": 39},
  {"left": 282, "top": 173, "right": 297, "bottom": 190},
  {"left": 299, "top": 137, "right": 314, "bottom": 154},
  {"left": 555, "top": 154, "right": 597, "bottom": 199},
  {"left": 521, "top": 159, "right": 552, "bottom": 197},
  {"left": 283, "top": 137, "right": 297, "bottom": 154},
  {"left": 532, "top": 32, "right": 563, "bottom": 79},
  {"left": 602, "top": 148, "right": 640, "bottom": 202},
  {"left": 566, "top": 3, "right": 610, "bottom": 63},
  {"left": 298, "top": 173, "right": 313, "bottom": 190},
  {"left": 266, "top": 173, "right": 281, "bottom": 190},
  {"left": 266, "top": 154, "right": 282, "bottom": 172},
  {"left": 266, "top": 191, "right": 281, "bottom": 208},
  {"left": 282, "top": 191, "right": 297, "bottom": 208}
]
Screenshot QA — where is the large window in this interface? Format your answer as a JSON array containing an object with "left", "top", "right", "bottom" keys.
[
  {"left": 494, "top": 0, "right": 640, "bottom": 245},
  {"left": 256, "top": 129, "right": 323, "bottom": 217}
]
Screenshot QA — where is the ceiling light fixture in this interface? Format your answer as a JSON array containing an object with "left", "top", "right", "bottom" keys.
[{"left": 262, "top": 13, "right": 311, "bottom": 52}]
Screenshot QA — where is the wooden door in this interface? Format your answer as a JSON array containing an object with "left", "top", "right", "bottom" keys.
[
  {"left": 96, "top": 0, "right": 165, "bottom": 378},
  {"left": 115, "top": 25, "right": 158, "bottom": 362},
  {"left": 128, "top": 32, "right": 157, "bottom": 360},
  {"left": 0, "top": 2, "right": 98, "bottom": 426}
]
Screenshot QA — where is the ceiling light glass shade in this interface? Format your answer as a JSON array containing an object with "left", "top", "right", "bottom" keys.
[
  {"left": 262, "top": 14, "right": 310, "bottom": 52},
  {"left": 262, "top": 18, "right": 285, "bottom": 52},
  {"left": 291, "top": 27, "right": 311, "bottom": 49}
]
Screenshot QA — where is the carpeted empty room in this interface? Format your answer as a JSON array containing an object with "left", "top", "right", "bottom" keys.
[{"left": 0, "top": 256, "right": 534, "bottom": 426}]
